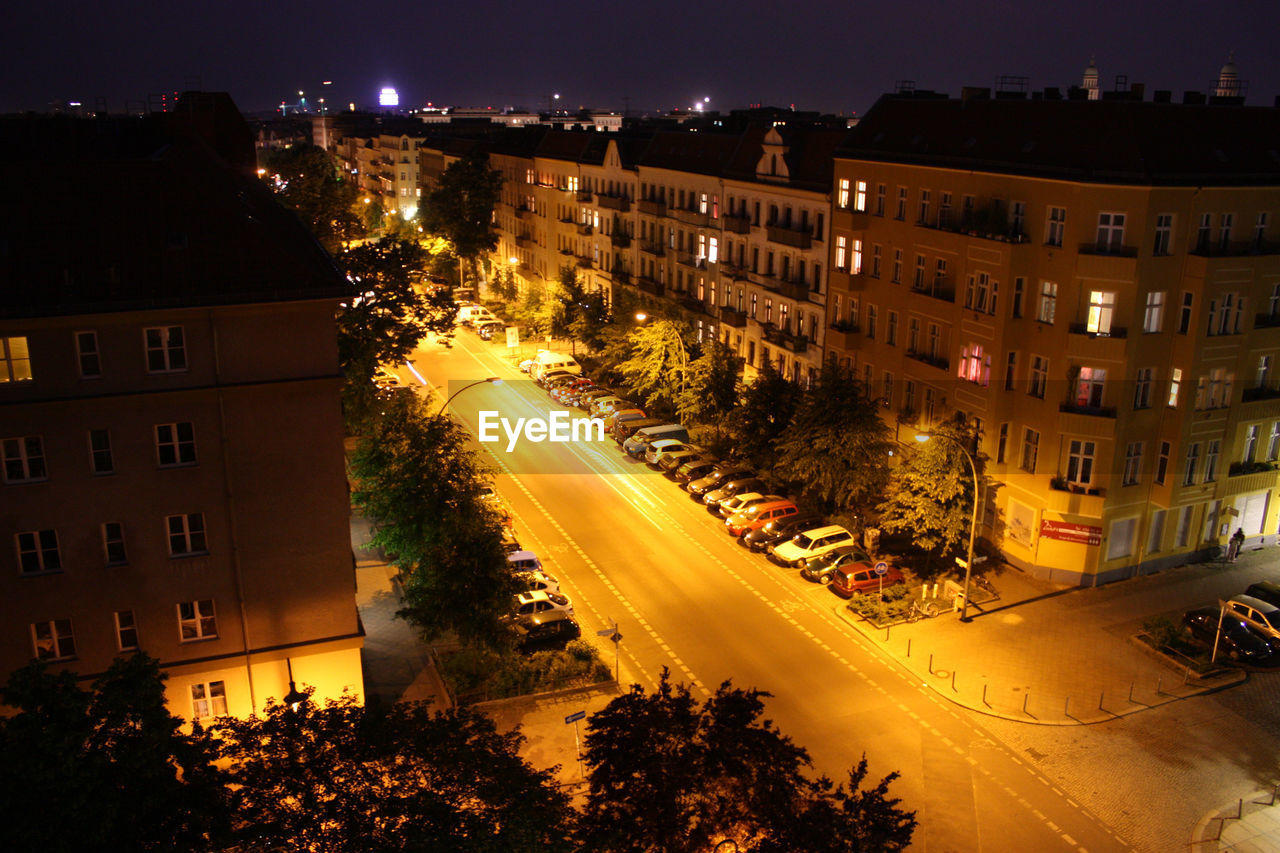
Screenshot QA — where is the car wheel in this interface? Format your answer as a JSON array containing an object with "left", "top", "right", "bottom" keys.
[{"left": 820, "top": 574, "right": 832, "bottom": 585}]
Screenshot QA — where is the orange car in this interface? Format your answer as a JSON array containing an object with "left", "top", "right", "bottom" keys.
[{"left": 724, "top": 500, "right": 799, "bottom": 537}]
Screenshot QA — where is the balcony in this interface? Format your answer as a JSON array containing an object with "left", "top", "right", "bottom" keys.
[
  {"left": 640, "top": 242, "right": 665, "bottom": 257},
  {"left": 1240, "top": 386, "right": 1280, "bottom": 419},
  {"left": 763, "top": 324, "right": 811, "bottom": 354},
  {"left": 636, "top": 277, "right": 665, "bottom": 297},
  {"left": 678, "top": 294, "right": 708, "bottom": 315},
  {"left": 719, "top": 307, "right": 748, "bottom": 328},
  {"left": 831, "top": 206, "right": 870, "bottom": 232},
  {"left": 908, "top": 277, "right": 956, "bottom": 304},
  {"left": 1191, "top": 239, "right": 1280, "bottom": 258},
  {"left": 596, "top": 194, "right": 631, "bottom": 212},
  {"left": 577, "top": 190, "right": 593, "bottom": 202},
  {"left": 1076, "top": 243, "right": 1139, "bottom": 280},
  {"left": 824, "top": 323, "right": 860, "bottom": 352},
  {"left": 610, "top": 231, "right": 632, "bottom": 248},
  {"left": 905, "top": 349, "right": 950, "bottom": 372},
  {"left": 1043, "top": 483, "right": 1106, "bottom": 518},
  {"left": 765, "top": 223, "right": 813, "bottom": 250},
  {"left": 1068, "top": 323, "right": 1128, "bottom": 339},
  {"left": 919, "top": 206, "right": 1029, "bottom": 245},
  {"left": 676, "top": 251, "right": 706, "bottom": 270},
  {"left": 513, "top": 207, "right": 530, "bottom": 219},
  {"left": 719, "top": 262, "right": 748, "bottom": 280},
  {"left": 577, "top": 223, "right": 594, "bottom": 235},
  {"left": 611, "top": 266, "right": 632, "bottom": 285},
  {"left": 1058, "top": 401, "right": 1117, "bottom": 419},
  {"left": 515, "top": 234, "right": 533, "bottom": 248},
  {"left": 758, "top": 274, "right": 812, "bottom": 302},
  {"left": 1222, "top": 464, "right": 1280, "bottom": 497},
  {"left": 723, "top": 213, "right": 751, "bottom": 234},
  {"left": 670, "top": 207, "right": 710, "bottom": 228},
  {"left": 576, "top": 256, "right": 594, "bottom": 270},
  {"left": 638, "top": 198, "right": 666, "bottom": 217}
]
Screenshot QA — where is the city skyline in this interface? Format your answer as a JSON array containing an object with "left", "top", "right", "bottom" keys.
[{"left": 8, "top": 0, "right": 1280, "bottom": 117}]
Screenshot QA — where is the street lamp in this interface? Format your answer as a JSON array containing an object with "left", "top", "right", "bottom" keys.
[
  {"left": 283, "top": 657, "right": 308, "bottom": 713},
  {"left": 914, "top": 432, "right": 979, "bottom": 622},
  {"left": 437, "top": 377, "right": 502, "bottom": 416}
]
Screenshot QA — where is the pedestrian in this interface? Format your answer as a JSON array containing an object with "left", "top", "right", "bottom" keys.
[{"left": 1228, "top": 528, "right": 1245, "bottom": 562}]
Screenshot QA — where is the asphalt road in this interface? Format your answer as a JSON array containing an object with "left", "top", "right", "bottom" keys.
[{"left": 408, "top": 330, "right": 1131, "bottom": 852}]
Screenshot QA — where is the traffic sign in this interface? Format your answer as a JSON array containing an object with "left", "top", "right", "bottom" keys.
[
  {"left": 597, "top": 628, "right": 617, "bottom": 637},
  {"left": 564, "top": 710, "right": 586, "bottom": 724},
  {"left": 506, "top": 326, "right": 520, "bottom": 348},
  {"left": 874, "top": 561, "right": 888, "bottom": 576}
]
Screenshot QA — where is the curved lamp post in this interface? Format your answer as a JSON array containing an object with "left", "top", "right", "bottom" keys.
[
  {"left": 437, "top": 377, "right": 502, "bottom": 416},
  {"left": 915, "top": 432, "right": 979, "bottom": 622}
]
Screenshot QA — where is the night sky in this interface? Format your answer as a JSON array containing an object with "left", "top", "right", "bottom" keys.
[{"left": 9, "top": 1, "right": 1280, "bottom": 117}]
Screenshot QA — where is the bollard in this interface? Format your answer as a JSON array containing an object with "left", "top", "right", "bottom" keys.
[
  {"left": 1022, "top": 692, "right": 1030, "bottom": 715},
  {"left": 1064, "top": 696, "right": 1070, "bottom": 718},
  {"left": 1128, "top": 681, "right": 1134, "bottom": 704},
  {"left": 951, "top": 670, "right": 957, "bottom": 693},
  {"left": 885, "top": 625, "right": 891, "bottom": 641},
  {"left": 1156, "top": 676, "right": 1163, "bottom": 696},
  {"left": 1098, "top": 691, "right": 1105, "bottom": 711},
  {"left": 928, "top": 653, "right": 934, "bottom": 674},
  {"left": 906, "top": 638, "right": 912, "bottom": 658},
  {"left": 982, "top": 684, "right": 990, "bottom": 707}
]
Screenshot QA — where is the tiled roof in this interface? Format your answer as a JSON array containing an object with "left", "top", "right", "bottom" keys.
[
  {"left": 839, "top": 94, "right": 1280, "bottom": 186},
  {"left": 638, "top": 131, "right": 743, "bottom": 177}
]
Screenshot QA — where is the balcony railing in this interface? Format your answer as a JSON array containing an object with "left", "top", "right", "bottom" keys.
[
  {"left": 676, "top": 251, "right": 706, "bottom": 270},
  {"left": 905, "top": 349, "right": 950, "bottom": 371},
  {"left": 577, "top": 223, "right": 593, "bottom": 235},
  {"left": 1242, "top": 385, "right": 1280, "bottom": 402},
  {"left": 1229, "top": 460, "right": 1280, "bottom": 478},
  {"left": 576, "top": 190, "right": 593, "bottom": 202},
  {"left": 611, "top": 232, "right": 632, "bottom": 248},
  {"left": 670, "top": 207, "right": 710, "bottom": 228},
  {"left": 1068, "top": 323, "right": 1128, "bottom": 339},
  {"left": 763, "top": 324, "right": 811, "bottom": 354},
  {"left": 719, "top": 307, "right": 748, "bottom": 328},
  {"left": 723, "top": 213, "right": 751, "bottom": 234},
  {"left": 576, "top": 256, "right": 594, "bottom": 269},
  {"left": 1049, "top": 477, "right": 1105, "bottom": 497},
  {"left": 1058, "top": 402, "right": 1117, "bottom": 418},
  {"left": 640, "top": 242, "right": 665, "bottom": 257},
  {"left": 765, "top": 224, "right": 813, "bottom": 250},
  {"left": 1191, "top": 239, "right": 1280, "bottom": 258},
  {"left": 678, "top": 295, "right": 708, "bottom": 315},
  {"left": 909, "top": 278, "right": 955, "bottom": 304},
  {"left": 596, "top": 194, "right": 631, "bottom": 212},
  {"left": 636, "top": 277, "right": 665, "bottom": 297},
  {"left": 917, "top": 204, "right": 1029, "bottom": 244},
  {"left": 638, "top": 198, "right": 666, "bottom": 216},
  {"left": 1078, "top": 242, "right": 1139, "bottom": 258}
]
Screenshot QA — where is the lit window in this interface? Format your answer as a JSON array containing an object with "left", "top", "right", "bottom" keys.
[
  {"left": 1086, "top": 291, "right": 1115, "bottom": 335},
  {"left": 1075, "top": 367, "right": 1106, "bottom": 408},
  {"left": 959, "top": 344, "right": 990, "bottom": 386},
  {"left": 854, "top": 181, "right": 867, "bottom": 212},
  {"left": 1143, "top": 292, "right": 1165, "bottom": 333},
  {"left": 191, "top": 681, "right": 227, "bottom": 719},
  {"left": 0, "top": 336, "right": 33, "bottom": 383},
  {"left": 178, "top": 600, "right": 217, "bottom": 641},
  {"left": 32, "top": 619, "right": 75, "bottom": 661},
  {"left": 838, "top": 179, "right": 850, "bottom": 209},
  {"left": 1037, "top": 281, "right": 1057, "bottom": 324},
  {"left": 1168, "top": 368, "right": 1182, "bottom": 407}
]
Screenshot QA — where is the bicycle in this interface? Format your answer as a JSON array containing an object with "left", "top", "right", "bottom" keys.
[{"left": 906, "top": 600, "right": 940, "bottom": 622}]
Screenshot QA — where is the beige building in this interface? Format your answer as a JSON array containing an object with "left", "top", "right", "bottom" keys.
[
  {"left": 0, "top": 97, "right": 364, "bottom": 721},
  {"left": 829, "top": 89, "right": 1280, "bottom": 584}
]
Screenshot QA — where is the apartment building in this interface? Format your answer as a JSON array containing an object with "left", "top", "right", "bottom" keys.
[
  {"left": 0, "top": 97, "right": 365, "bottom": 720},
  {"left": 829, "top": 90, "right": 1280, "bottom": 584}
]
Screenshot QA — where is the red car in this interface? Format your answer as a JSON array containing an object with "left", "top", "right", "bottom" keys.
[
  {"left": 724, "top": 500, "right": 798, "bottom": 537},
  {"left": 829, "top": 562, "right": 905, "bottom": 599}
]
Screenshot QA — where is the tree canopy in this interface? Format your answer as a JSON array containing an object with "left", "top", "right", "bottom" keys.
[
  {"left": 262, "top": 143, "right": 364, "bottom": 253},
  {"left": 217, "top": 691, "right": 574, "bottom": 853},
  {"left": 727, "top": 359, "right": 802, "bottom": 472},
  {"left": 576, "top": 670, "right": 916, "bottom": 852},
  {"left": 677, "top": 338, "right": 742, "bottom": 442},
  {"left": 616, "top": 318, "right": 694, "bottom": 416},
  {"left": 348, "top": 390, "right": 519, "bottom": 645},
  {"left": 421, "top": 151, "right": 503, "bottom": 263},
  {"left": 0, "top": 655, "right": 230, "bottom": 852},
  {"left": 773, "top": 357, "right": 890, "bottom": 513}
]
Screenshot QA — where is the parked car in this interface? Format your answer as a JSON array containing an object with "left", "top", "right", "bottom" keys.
[
  {"left": 659, "top": 449, "right": 709, "bottom": 475},
  {"left": 374, "top": 366, "right": 403, "bottom": 389},
  {"left": 576, "top": 388, "right": 616, "bottom": 411},
  {"left": 561, "top": 385, "right": 605, "bottom": 408},
  {"left": 1245, "top": 581, "right": 1280, "bottom": 610},
  {"left": 687, "top": 467, "right": 755, "bottom": 499},
  {"left": 614, "top": 417, "right": 666, "bottom": 445},
  {"left": 513, "top": 611, "right": 581, "bottom": 653},
  {"left": 477, "top": 321, "right": 505, "bottom": 341},
  {"left": 743, "top": 513, "right": 825, "bottom": 552},
  {"left": 701, "top": 476, "right": 767, "bottom": 509},
  {"left": 770, "top": 524, "right": 857, "bottom": 568},
  {"left": 725, "top": 500, "right": 799, "bottom": 537},
  {"left": 673, "top": 457, "right": 720, "bottom": 485},
  {"left": 507, "top": 550, "right": 542, "bottom": 574},
  {"left": 550, "top": 377, "right": 595, "bottom": 403},
  {"left": 518, "top": 357, "right": 536, "bottom": 373},
  {"left": 646, "top": 439, "right": 694, "bottom": 467},
  {"left": 717, "top": 492, "right": 785, "bottom": 519},
  {"left": 623, "top": 424, "right": 684, "bottom": 458},
  {"left": 1182, "top": 608, "right": 1277, "bottom": 664},
  {"left": 604, "top": 409, "right": 647, "bottom": 434},
  {"left": 512, "top": 590, "right": 574, "bottom": 618},
  {"left": 588, "top": 396, "right": 628, "bottom": 418},
  {"left": 528, "top": 351, "right": 582, "bottom": 383},
  {"left": 538, "top": 369, "right": 578, "bottom": 389},
  {"left": 830, "top": 561, "right": 906, "bottom": 598},
  {"left": 515, "top": 570, "right": 560, "bottom": 594},
  {"left": 799, "top": 546, "right": 873, "bottom": 584},
  {"left": 1224, "top": 595, "right": 1280, "bottom": 640}
]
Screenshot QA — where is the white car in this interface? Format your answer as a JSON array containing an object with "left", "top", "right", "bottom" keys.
[
  {"left": 512, "top": 590, "right": 574, "bottom": 617},
  {"left": 645, "top": 439, "right": 692, "bottom": 467},
  {"left": 770, "top": 525, "right": 857, "bottom": 568},
  {"left": 507, "top": 550, "right": 542, "bottom": 573},
  {"left": 519, "top": 358, "right": 536, "bottom": 373},
  {"left": 516, "top": 570, "right": 560, "bottom": 594}
]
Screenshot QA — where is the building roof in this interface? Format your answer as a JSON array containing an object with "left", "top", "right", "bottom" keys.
[
  {"left": 638, "top": 131, "right": 744, "bottom": 177},
  {"left": 838, "top": 94, "right": 1280, "bottom": 186},
  {"left": 0, "top": 101, "right": 351, "bottom": 320}
]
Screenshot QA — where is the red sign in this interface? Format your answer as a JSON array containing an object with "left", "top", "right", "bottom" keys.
[{"left": 1039, "top": 519, "right": 1102, "bottom": 546}]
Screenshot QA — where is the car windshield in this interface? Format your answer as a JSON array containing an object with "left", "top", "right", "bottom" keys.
[
  {"left": 548, "top": 593, "right": 569, "bottom": 606},
  {"left": 793, "top": 533, "right": 815, "bottom": 549}
]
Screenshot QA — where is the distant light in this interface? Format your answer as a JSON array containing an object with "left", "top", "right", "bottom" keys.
[
  {"left": 322, "top": 80, "right": 332, "bottom": 86},
  {"left": 380, "top": 87, "right": 400, "bottom": 107},
  {"left": 69, "top": 101, "right": 81, "bottom": 107},
  {"left": 509, "top": 256, "right": 519, "bottom": 264}
]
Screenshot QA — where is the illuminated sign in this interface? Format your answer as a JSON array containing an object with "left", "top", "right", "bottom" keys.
[{"left": 379, "top": 87, "right": 399, "bottom": 107}]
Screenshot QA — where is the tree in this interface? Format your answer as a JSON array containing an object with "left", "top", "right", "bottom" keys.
[
  {"left": 0, "top": 655, "right": 230, "bottom": 852},
  {"left": 348, "top": 390, "right": 519, "bottom": 645},
  {"left": 217, "top": 692, "right": 574, "bottom": 853},
  {"left": 616, "top": 318, "right": 694, "bottom": 416},
  {"left": 876, "top": 416, "right": 988, "bottom": 568},
  {"left": 336, "top": 238, "right": 457, "bottom": 429},
  {"left": 421, "top": 151, "right": 503, "bottom": 283},
  {"left": 576, "top": 670, "right": 915, "bottom": 852},
  {"left": 263, "top": 143, "right": 364, "bottom": 253},
  {"left": 727, "top": 358, "right": 802, "bottom": 472},
  {"left": 773, "top": 357, "right": 891, "bottom": 514},
  {"left": 677, "top": 339, "right": 741, "bottom": 441},
  {"left": 554, "top": 266, "right": 611, "bottom": 352}
]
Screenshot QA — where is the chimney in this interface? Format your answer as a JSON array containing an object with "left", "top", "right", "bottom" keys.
[{"left": 1183, "top": 90, "right": 1206, "bottom": 105}]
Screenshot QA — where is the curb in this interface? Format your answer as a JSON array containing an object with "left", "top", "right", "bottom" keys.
[
  {"left": 1191, "top": 789, "right": 1280, "bottom": 851},
  {"left": 833, "top": 603, "right": 1244, "bottom": 725}
]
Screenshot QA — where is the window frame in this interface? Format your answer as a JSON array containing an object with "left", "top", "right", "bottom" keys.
[
  {"left": 155, "top": 422, "right": 197, "bottom": 468},
  {"left": 3, "top": 435, "right": 47, "bottom": 483},
  {"left": 115, "top": 610, "right": 139, "bottom": 651},
  {"left": 190, "top": 680, "right": 228, "bottom": 719},
  {"left": 167, "top": 513, "right": 208, "bottom": 557},
  {"left": 178, "top": 599, "right": 218, "bottom": 642},
  {"left": 32, "top": 619, "right": 76, "bottom": 661},
  {"left": 0, "top": 336, "right": 33, "bottom": 383},
  {"left": 144, "top": 326, "right": 187, "bottom": 374}
]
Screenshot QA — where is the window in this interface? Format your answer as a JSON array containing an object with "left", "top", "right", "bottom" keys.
[
  {"left": 1143, "top": 292, "right": 1165, "bottom": 333},
  {"left": 1196, "top": 213, "right": 1212, "bottom": 252},
  {"left": 144, "top": 326, "right": 187, "bottom": 373},
  {"left": 1020, "top": 428, "right": 1039, "bottom": 473},
  {"left": 891, "top": 250, "right": 902, "bottom": 283},
  {"left": 1096, "top": 212, "right": 1126, "bottom": 253},
  {"left": 1207, "top": 292, "right": 1243, "bottom": 336},
  {"left": 1086, "top": 291, "right": 1116, "bottom": 335},
  {"left": 1004, "top": 352, "right": 1018, "bottom": 390},
  {"left": 918, "top": 189, "right": 931, "bottom": 225},
  {"left": 1037, "top": 281, "right": 1057, "bottom": 324},
  {"left": 895, "top": 187, "right": 907, "bottom": 220},
  {"left": 881, "top": 372, "right": 893, "bottom": 405},
  {"left": 1156, "top": 441, "right": 1170, "bottom": 485},
  {"left": 76, "top": 331, "right": 102, "bottom": 378},
  {"left": 1219, "top": 213, "right": 1234, "bottom": 252},
  {"left": 1270, "top": 423, "right": 1280, "bottom": 462},
  {"left": 1204, "top": 440, "right": 1220, "bottom": 482},
  {"left": 1107, "top": 518, "right": 1137, "bottom": 561},
  {"left": 156, "top": 423, "right": 196, "bottom": 467},
  {"left": 191, "top": 681, "right": 227, "bottom": 719},
  {"left": 927, "top": 324, "right": 941, "bottom": 359},
  {"left": 1183, "top": 443, "right": 1201, "bottom": 485},
  {"left": 17, "top": 529, "right": 61, "bottom": 574},
  {"left": 1123, "top": 442, "right": 1143, "bottom": 486},
  {"left": 913, "top": 255, "right": 926, "bottom": 289},
  {"left": 854, "top": 181, "right": 867, "bottom": 212},
  {"left": 1045, "top": 206, "right": 1065, "bottom": 247},
  {"left": 89, "top": 429, "right": 113, "bottom": 474},
  {"left": 103, "top": 522, "right": 127, "bottom": 566},
  {"left": 1168, "top": 368, "right": 1182, "bottom": 407},
  {"left": 875, "top": 184, "right": 885, "bottom": 216},
  {"left": 1011, "top": 200, "right": 1026, "bottom": 236},
  {"left": 1175, "top": 506, "right": 1194, "bottom": 548},
  {"left": 866, "top": 305, "right": 877, "bottom": 340},
  {"left": 907, "top": 318, "right": 919, "bottom": 352},
  {"left": 1256, "top": 212, "right": 1270, "bottom": 250},
  {"left": 1029, "top": 356, "right": 1048, "bottom": 399},
  {"left": 996, "top": 423, "right": 1009, "bottom": 464},
  {"left": 1204, "top": 500, "right": 1222, "bottom": 541},
  {"left": 903, "top": 380, "right": 916, "bottom": 412},
  {"left": 0, "top": 336, "right": 33, "bottom": 383},
  {"left": 1178, "top": 292, "right": 1194, "bottom": 334},
  {"left": 835, "top": 236, "right": 847, "bottom": 270},
  {"left": 1257, "top": 356, "right": 1272, "bottom": 390},
  {"left": 886, "top": 311, "right": 897, "bottom": 346},
  {"left": 1134, "top": 367, "right": 1153, "bottom": 409},
  {"left": 32, "top": 619, "right": 75, "bottom": 661},
  {"left": 178, "top": 600, "right": 217, "bottom": 641},
  {"left": 1244, "top": 424, "right": 1261, "bottom": 462},
  {"left": 1012, "top": 277, "right": 1025, "bottom": 318},
  {"left": 838, "top": 179, "right": 850, "bottom": 209},
  {"left": 115, "top": 610, "right": 138, "bottom": 651},
  {"left": 167, "top": 513, "right": 207, "bottom": 557},
  {"left": 871, "top": 244, "right": 881, "bottom": 278},
  {"left": 1153, "top": 214, "right": 1173, "bottom": 255},
  {"left": 3, "top": 436, "right": 47, "bottom": 483},
  {"left": 958, "top": 344, "right": 990, "bottom": 386},
  {"left": 1075, "top": 367, "right": 1106, "bottom": 408},
  {"left": 966, "top": 272, "right": 992, "bottom": 312},
  {"left": 1066, "top": 440, "right": 1096, "bottom": 487}
]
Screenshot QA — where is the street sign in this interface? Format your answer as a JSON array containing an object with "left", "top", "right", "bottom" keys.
[
  {"left": 505, "top": 326, "right": 520, "bottom": 348},
  {"left": 874, "top": 561, "right": 888, "bottom": 576},
  {"left": 597, "top": 628, "right": 617, "bottom": 637},
  {"left": 564, "top": 710, "right": 586, "bottom": 724}
]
